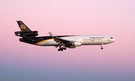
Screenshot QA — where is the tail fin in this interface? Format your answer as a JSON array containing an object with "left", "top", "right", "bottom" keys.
[
  {"left": 17, "top": 21, "right": 31, "bottom": 32},
  {"left": 15, "top": 21, "right": 38, "bottom": 37}
]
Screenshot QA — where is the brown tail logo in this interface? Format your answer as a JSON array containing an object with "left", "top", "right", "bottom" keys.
[{"left": 20, "top": 25, "right": 26, "bottom": 30}]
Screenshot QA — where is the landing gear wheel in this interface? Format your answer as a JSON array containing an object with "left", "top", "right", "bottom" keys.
[
  {"left": 63, "top": 48, "right": 66, "bottom": 50},
  {"left": 101, "top": 44, "right": 103, "bottom": 50},
  {"left": 58, "top": 48, "right": 63, "bottom": 51},
  {"left": 58, "top": 49, "right": 61, "bottom": 51},
  {"left": 60, "top": 48, "right": 63, "bottom": 51}
]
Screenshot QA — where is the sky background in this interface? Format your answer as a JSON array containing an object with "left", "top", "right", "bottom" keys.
[{"left": 0, "top": 0, "right": 135, "bottom": 81}]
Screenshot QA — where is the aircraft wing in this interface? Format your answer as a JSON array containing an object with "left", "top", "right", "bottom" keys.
[
  {"left": 49, "top": 32, "right": 73, "bottom": 46},
  {"left": 54, "top": 36, "right": 74, "bottom": 45}
]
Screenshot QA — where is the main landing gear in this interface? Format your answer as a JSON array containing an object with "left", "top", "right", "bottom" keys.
[
  {"left": 57, "top": 43, "right": 67, "bottom": 51},
  {"left": 58, "top": 48, "right": 66, "bottom": 51}
]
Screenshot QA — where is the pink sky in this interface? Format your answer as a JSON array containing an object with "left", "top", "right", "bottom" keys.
[{"left": 0, "top": 0, "right": 135, "bottom": 81}]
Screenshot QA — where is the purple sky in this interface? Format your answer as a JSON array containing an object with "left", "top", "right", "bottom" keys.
[{"left": 0, "top": 0, "right": 135, "bottom": 81}]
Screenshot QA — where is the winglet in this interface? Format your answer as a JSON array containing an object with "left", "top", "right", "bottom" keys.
[{"left": 49, "top": 32, "right": 54, "bottom": 37}]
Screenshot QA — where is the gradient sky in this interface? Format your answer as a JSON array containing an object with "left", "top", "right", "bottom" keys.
[{"left": 0, "top": 0, "right": 135, "bottom": 81}]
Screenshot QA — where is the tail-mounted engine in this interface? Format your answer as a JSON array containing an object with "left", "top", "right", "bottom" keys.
[{"left": 15, "top": 31, "right": 38, "bottom": 37}]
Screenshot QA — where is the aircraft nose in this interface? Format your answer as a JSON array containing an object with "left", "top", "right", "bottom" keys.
[{"left": 111, "top": 39, "right": 115, "bottom": 42}]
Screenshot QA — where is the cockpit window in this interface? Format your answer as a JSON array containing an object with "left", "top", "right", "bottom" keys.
[{"left": 110, "top": 37, "right": 113, "bottom": 39}]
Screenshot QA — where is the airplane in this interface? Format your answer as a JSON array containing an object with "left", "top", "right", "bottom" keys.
[{"left": 15, "top": 21, "right": 115, "bottom": 51}]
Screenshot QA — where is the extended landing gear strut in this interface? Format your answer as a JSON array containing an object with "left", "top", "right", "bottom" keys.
[
  {"left": 58, "top": 47, "right": 66, "bottom": 51},
  {"left": 101, "top": 44, "right": 103, "bottom": 50},
  {"left": 58, "top": 48, "right": 66, "bottom": 51},
  {"left": 58, "top": 44, "right": 67, "bottom": 51}
]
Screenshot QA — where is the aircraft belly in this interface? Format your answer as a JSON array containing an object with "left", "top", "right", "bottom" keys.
[
  {"left": 92, "top": 40, "right": 106, "bottom": 45},
  {"left": 37, "top": 40, "right": 58, "bottom": 46},
  {"left": 93, "top": 40, "right": 103, "bottom": 45}
]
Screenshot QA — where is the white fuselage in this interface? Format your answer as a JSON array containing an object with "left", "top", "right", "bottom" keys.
[{"left": 36, "top": 35, "right": 115, "bottom": 46}]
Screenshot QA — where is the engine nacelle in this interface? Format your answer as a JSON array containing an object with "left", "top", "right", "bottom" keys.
[
  {"left": 15, "top": 31, "right": 38, "bottom": 37},
  {"left": 72, "top": 41, "right": 82, "bottom": 46}
]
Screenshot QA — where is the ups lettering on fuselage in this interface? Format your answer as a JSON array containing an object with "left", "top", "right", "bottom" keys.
[{"left": 90, "top": 37, "right": 104, "bottom": 40}]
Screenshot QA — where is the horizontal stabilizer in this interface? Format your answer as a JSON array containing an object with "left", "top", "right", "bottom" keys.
[{"left": 15, "top": 31, "right": 38, "bottom": 37}]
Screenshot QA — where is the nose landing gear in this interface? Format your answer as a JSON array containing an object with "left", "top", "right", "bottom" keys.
[{"left": 101, "top": 44, "right": 103, "bottom": 50}]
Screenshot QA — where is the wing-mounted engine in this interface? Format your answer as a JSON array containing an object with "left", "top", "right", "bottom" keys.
[
  {"left": 15, "top": 31, "right": 38, "bottom": 37},
  {"left": 72, "top": 41, "right": 82, "bottom": 46},
  {"left": 68, "top": 41, "right": 82, "bottom": 48}
]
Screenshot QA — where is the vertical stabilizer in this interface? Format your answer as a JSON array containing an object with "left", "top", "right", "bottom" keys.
[{"left": 17, "top": 21, "right": 31, "bottom": 32}]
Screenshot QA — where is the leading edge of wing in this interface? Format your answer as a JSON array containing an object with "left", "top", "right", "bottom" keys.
[{"left": 54, "top": 36, "right": 73, "bottom": 44}]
